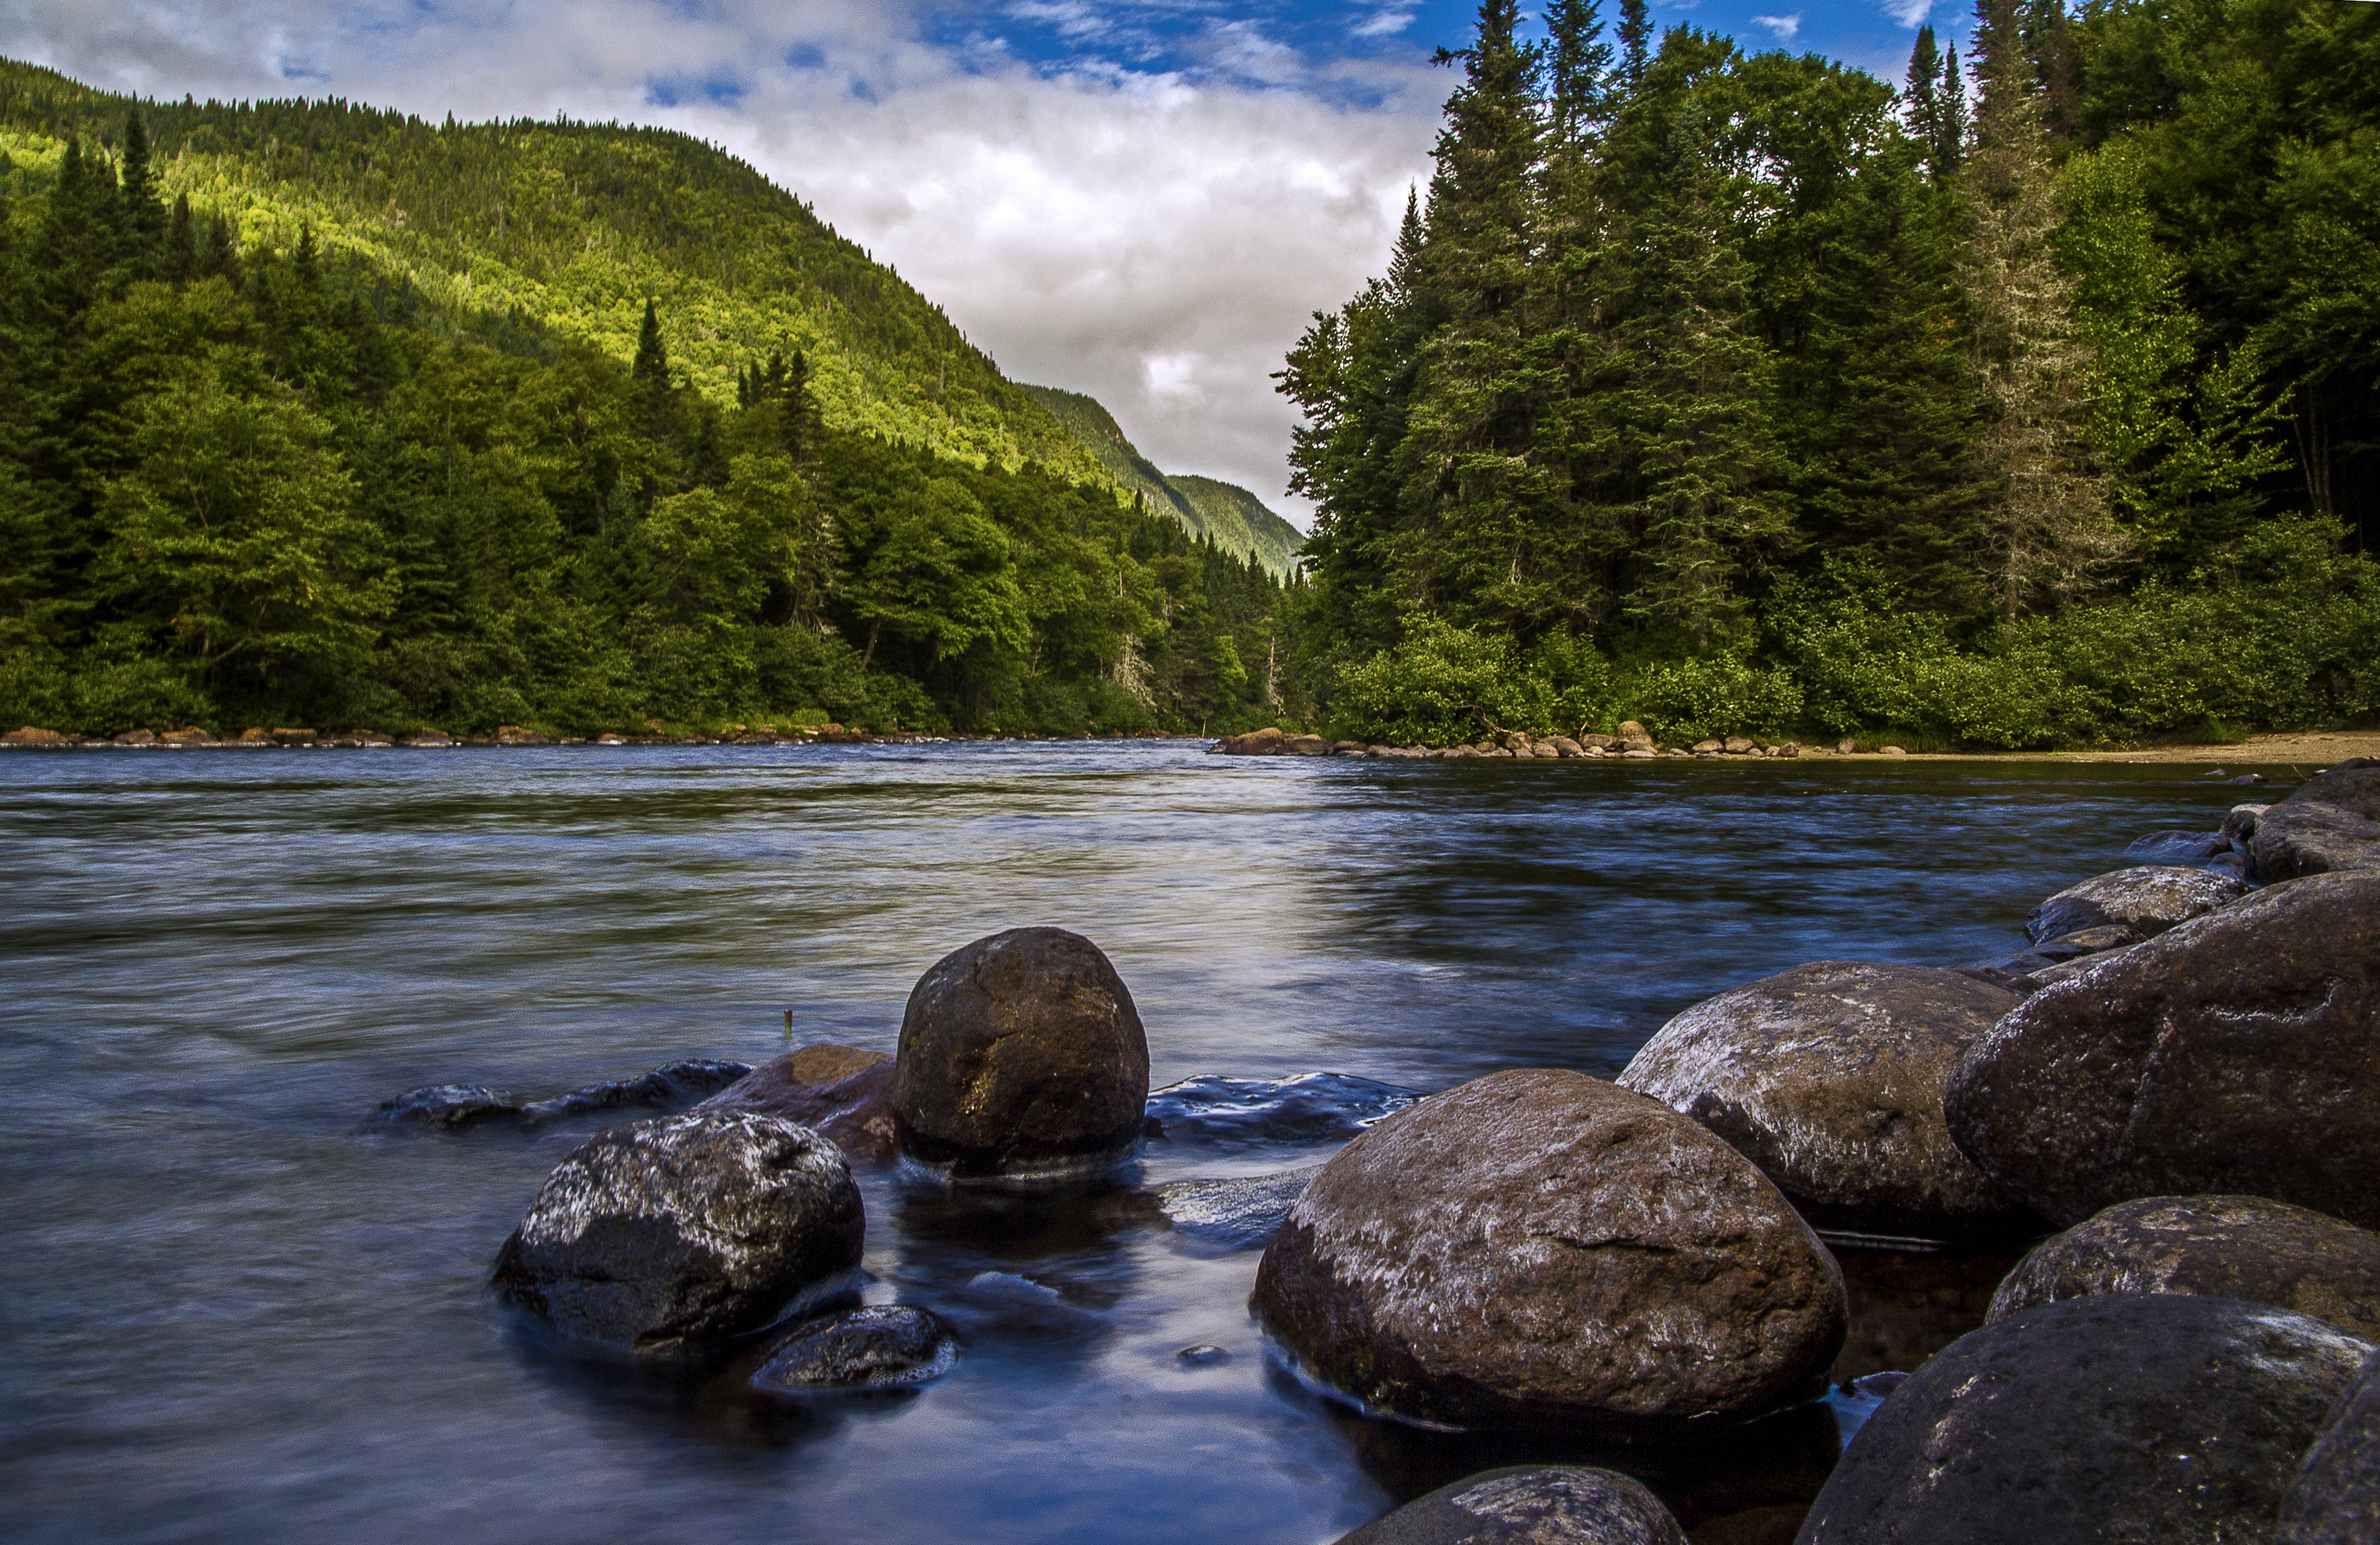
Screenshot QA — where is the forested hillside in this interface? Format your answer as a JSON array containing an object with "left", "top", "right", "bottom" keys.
[
  {"left": 0, "top": 58, "right": 1106, "bottom": 480},
  {"left": 0, "top": 68, "right": 1300, "bottom": 737},
  {"left": 1284, "top": 0, "right": 2380, "bottom": 748},
  {"left": 1019, "top": 384, "right": 1307, "bottom": 576}
]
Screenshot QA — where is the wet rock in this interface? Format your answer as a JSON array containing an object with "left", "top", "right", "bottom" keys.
[
  {"left": 747, "top": 1305, "right": 957, "bottom": 1393},
  {"left": 379, "top": 1058, "right": 751, "bottom": 1129},
  {"left": 1216, "top": 728, "right": 1287, "bottom": 755},
  {"left": 699, "top": 1043, "right": 897, "bottom": 1161},
  {"left": 1151, "top": 1166, "right": 1321, "bottom": 1251},
  {"left": 2252, "top": 759, "right": 2380, "bottom": 881},
  {"left": 1989, "top": 1194, "right": 2380, "bottom": 1340},
  {"left": 1143, "top": 1072, "right": 1420, "bottom": 1149},
  {"left": 380, "top": 1082, "right": 525, "bottom": 1129},
  {"left": 2, "top": 725, "right": 68, "bottom": 746},
  {"left": 491, "top": 1110, "right": 864, "bottom": 1355},
  {"left": 1619, "top": 962, "right": 2032, "bottom": 1240},
  {"left": 2023, "top": 864, "right": 2248, "bottom": 946},
  {"left": 892, "top": 927, "right": 1150, "bottom": 1179},
  {"left": 518, "top": 1058, "right": 751, "bottom": 1122},
  {"left": 1946, "top": 871, "right": 2380, "bottom": 1228},
  {"left": 1251, "top": 1068, "right": 1846, "bottom": 1437},
  {"left": 1177, "top": 1343, "right": 1230, "bottom": 1364},
  {"left": 1798, "top": 1294, "right": 2372, "bottom": 1544},
  {"left": 112, "top": 728, "right": 157, "bottom": 746},
  {"left": 2125, "top": 829, "right": 2230, "bottom": 864},
  {"left": 1616, "top": 721, "right": 1655, "bottom": 753},
  {"left": 1337, "top": 1466, "right": 1688, "bottom": 1545},
  {"left": 2280, "top": 1349, "right": 2380, "bottom": 1543}
]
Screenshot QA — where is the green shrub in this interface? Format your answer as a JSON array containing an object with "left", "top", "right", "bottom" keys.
[
  {"left": 1330, "top": 620, "right": 1614, "bottom": 744},
  {"left": 1625, "top": 654, "right": 1806, "bottom": 745}
]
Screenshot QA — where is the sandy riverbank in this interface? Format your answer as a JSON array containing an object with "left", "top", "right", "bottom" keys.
[{"left": 1875, "top": 729, "right": 2380, "bottom": 768}]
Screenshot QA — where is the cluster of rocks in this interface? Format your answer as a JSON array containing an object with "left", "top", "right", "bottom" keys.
[
  {"left": 1213, "top": 721, "right": 1816, "bottom": 762},
  {"left": 473, "top": 926, "right": 1154, "bottom": 1390},
  {"left": 1293, "top": 758, "right": 2380, "bottom": 1541}
]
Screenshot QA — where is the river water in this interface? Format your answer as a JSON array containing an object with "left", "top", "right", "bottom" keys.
[{"left": 0, "top": 742, "right": 2276, "bottom": 1543}]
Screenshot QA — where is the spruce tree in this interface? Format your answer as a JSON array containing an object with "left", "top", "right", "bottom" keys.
[
  {"left": 631, "top": 298, "right": 668, "bottom": 389},
  {"left": 1398, "top": 0, "right": 1562, "bottom": 633},
  {"left": 1961, "top": 0, "right": 2123, "bottom": 620},
  {"left": 1937, "top": 45, "right": 1970, "bottom": 176},
  {"left": 117, "top": 111, "right": 166, "bottom": 275},
  {"left": 163, "top": 194, "right": 196, "bottom": 284},
  {"left": 1618, "top": 0, "right": 1654, "bottom": 90}
]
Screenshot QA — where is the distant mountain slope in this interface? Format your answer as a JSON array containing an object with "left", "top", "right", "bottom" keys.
[
  {"left": 1021, "top": 384, "right": 1305, "bottom": 576},
  {"left": 0, "top": 58, "right": 1107, "bottom": 484}
]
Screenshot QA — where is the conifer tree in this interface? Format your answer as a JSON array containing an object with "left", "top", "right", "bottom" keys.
[
  {"left": 1961, "top": 0, "right": 2123, "bottom": 620},
  {"left": 1937, "top": 45, "right": 1969, "bottom": 178},
  {"left": 1398, "top": 0, "right": 1561, "bottom": 631},
  {"left": 163, "top": 194, "right": 196, "bottom": 284},
  {"left": 1618, "top": 0, "right": 1654, "bottom": 90},
  {"left": 117, "top": 112, "right": 166, "bottom": 273},
  {"left": 631, "top": 297, "right": 668, "bottom": 389}
]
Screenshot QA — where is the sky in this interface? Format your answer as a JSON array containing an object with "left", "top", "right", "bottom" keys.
[{"left": 0, "top": 0, "right": 1967, "bottom": 528}]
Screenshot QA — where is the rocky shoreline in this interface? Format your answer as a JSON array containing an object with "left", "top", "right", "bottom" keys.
[{"left": 377, "top": 756, "right": 2380, "bottom": 1543}]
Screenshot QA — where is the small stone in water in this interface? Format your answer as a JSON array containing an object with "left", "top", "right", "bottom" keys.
[
  {"left": 749, "top": 1305, "right": 957, "bottom": 1393},
  {"left": 1176, "top": 1344, "right": 1229, "bottom": 1365}
]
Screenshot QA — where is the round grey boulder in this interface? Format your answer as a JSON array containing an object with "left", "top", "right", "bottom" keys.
[
  {"left": 1335, "top": 1467, "right": 1686, "bottom": 1545},
  {"left": 2023, "top": 865, "right": 2248, "bottom": 946},
  {"left": 1250, "top": 1069, "right": 1846, "bottom": 1438},
  {"left": 1618, "top": 962, "right": 2030, "bottom": 1240},
  {"left": 1800, "top": 1294, "right": 2374, "bottom": 1543},
  {"left": 893, "top": 927, "right": 1151, "bottom": 1179},
  {"left": 2281, "top": 1348, "right": 2380, "bottom": 1543},
  {"left": 1946, "top": 871, "right": 2380, "bottom": 1228},
  {"left": 747, "top": 1305, "right": 957, "bottom": 1393},
  {"left": 1991, "top": 1194, "right": 2380, "bottom": 1340},
  {"left": 491, "top": 1110, "right": 864, "bottom": 1356}
]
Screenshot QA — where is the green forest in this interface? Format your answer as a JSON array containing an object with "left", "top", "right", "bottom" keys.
[
  {"left": 1284, "top": 0, "right": 2380, "bottom": 749},
  {"left": 0, "top": 63, "right": 1296, "bottom": 737}
]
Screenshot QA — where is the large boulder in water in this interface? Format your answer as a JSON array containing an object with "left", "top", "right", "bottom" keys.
[
  {"left": 1250, "top": 1068, "right": 1845, "bottom": 1438},
  {"left": 746, "top": 1305, "right": 957, "bottom": 1393},
  {"left": 1945, "top": 871, "right": 2380, "bottom": 1228},
  {"left": 491, "top": 1110, "right": 864, "bottom": 1355},
  {"left": 2281, "top": 1349, "right": 2380, "bottom": 1543},
  {"left": 2023, "top": 864, "right": 2248, "bottom": 945},
  {"left": 699, "top": 1043, "right": 897, "bottom": 1161},
  {"left": 1334, "top": 1466, "right": 1687, "bottom": 1545},
  {"left": 1617, "top": 962, "right": 2029, "bottom": 1241},
  {"left": 892, "top": 927, "right": 1150, "bottom": 1179},
  {"left": 1799, "top": 1294, "right": 2373, "bottom": 1544},
  {"left": 1990, "top": 1194, "right": 2380, "bottom": 1340},
  {"left": 2252, "top": 759, "right": 2380, "bottom": 882}
]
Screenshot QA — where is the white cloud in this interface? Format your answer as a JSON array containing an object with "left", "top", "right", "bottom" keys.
[
  {"left": 0, "top": 0, "right": 1445, "bottom": 525},
  {"left": 1751, "top": 12, "right": 1803, "bottom": 40},
  {"left": 1882, "top": 0, "right": 1933, "bottom": 25},
  {"left": 1351, "top": 5, "right": 1418, "bottom": 38}
]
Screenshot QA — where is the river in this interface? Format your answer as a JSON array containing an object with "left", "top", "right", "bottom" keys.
[{"left": 0, "top": 742, "right": 2273, "bottom": 1543}]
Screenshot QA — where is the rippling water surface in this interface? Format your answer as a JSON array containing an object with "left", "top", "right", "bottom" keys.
[{"left": 0, "top": 743, "right": 2274, "bottom": 1543}]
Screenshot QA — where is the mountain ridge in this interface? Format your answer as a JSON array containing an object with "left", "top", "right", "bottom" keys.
[{"left": 1019, "top": 382, "right": 1305, "bottom": 576}]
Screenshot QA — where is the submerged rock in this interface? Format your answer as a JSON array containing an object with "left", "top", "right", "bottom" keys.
[
  {"left": 1946, "top": 871, "right": 2380, "bottom": 1228},
  {"left": 699, "top": 1043, "right": 896, "bottom": 1161},
  {"left": 1143, "top": 1072, "right": 1420, "bottom": 1149},
  {"left": 1251, "top": 1068, "right": 1845, "bottom": 1438},
  {"left": 2125, "top": 829, "right": 2231, "bottom": 864},
  {"left": 1150, "top": 1166, "right": 1321, "bottom": 1251},
  {"left": 1618, "top": 962, "right": 2031, "bottom": 1241},
  {"left": 491, "top": 1110, "right": 864, "bottom": 1356},
  {"left": 379, "top": 1058, "right": 750, "bottom": 1130},
  {"left": 1799, "top": 1295, "right": 2372, "bottom": 1544},
  {"left": 2252, "top": 759, "right": 2380, "bottom": 881},
  {"left": 1989, "top": 1194, "right": 2380, "bottom": 1340},
  {"left": 747, "top": 1305, "right": 957, "bottom": 1393},
  {"left": 1335, "top": 1466, "right": 1687, "bottom": 1545},
  {"left": 2022, "top": 864, "right": 2247, "bottom": 946},
  {"left": 2281, "top": 1349, "right": 2380, "bottom": 1544},
  {"left": 892, "top": 927, "right": 1150, "bottom": 1179}
]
